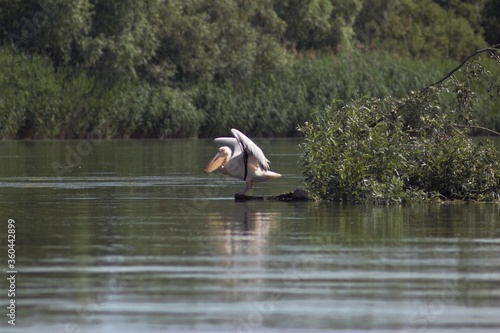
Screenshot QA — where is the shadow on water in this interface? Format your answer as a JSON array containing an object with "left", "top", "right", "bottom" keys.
[{"left": 0, "top": 140, "right": 499, "bottom": 333}]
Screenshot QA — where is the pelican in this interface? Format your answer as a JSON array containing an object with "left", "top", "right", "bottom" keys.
[{"left": 205, "top": 129, "right": 281, "bottom": 194}]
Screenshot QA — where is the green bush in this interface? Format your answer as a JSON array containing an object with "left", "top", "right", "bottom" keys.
[
  {"left": 0, "top": 48, "right": 64, "bottom": 138},
  {"left": 0, "top": 47, "right": 201, "bottom": 139},
  {"left": 101, "top": 83, "right": 202, "bottom": 139},
  {"left": 299, "top": 52, "right": 500, "bottom": 203}
]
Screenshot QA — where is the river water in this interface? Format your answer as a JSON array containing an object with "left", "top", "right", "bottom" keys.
[{"left": 1, "top": 139, "right": 499, "bottom": 333}]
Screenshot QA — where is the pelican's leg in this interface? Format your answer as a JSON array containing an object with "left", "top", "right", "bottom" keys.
[{"left": 240, "top": 180, "right": 254, "bottom": 195}]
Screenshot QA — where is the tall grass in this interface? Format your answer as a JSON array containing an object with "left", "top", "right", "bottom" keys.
[
  {"left": 1, "top": 47, "right": 498, "bottom": 139},
  {"left": 194, "top": 51, "right": 462, "bottom": 137}
]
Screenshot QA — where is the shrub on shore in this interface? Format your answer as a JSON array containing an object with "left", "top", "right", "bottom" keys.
[{"left": 299, "top": 50, "right": 500, "bottom": 203}]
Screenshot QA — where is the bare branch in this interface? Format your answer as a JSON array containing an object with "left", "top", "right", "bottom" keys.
[
  {"left": 369, "top": 44, "right": 500, "bottom": 130},
  {"left": 468, "top": 125, "right": 500, "bottom": 136},
  {"left": 420, "top": 44, "right": 500, "bottom": 94}
]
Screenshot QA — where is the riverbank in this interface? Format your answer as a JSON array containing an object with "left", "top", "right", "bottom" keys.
[{"left": 1, "top": 47, "right": 498, "bottom": 140}]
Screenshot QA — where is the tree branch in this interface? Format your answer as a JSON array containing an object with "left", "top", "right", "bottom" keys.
[
  {"left": 420, "top": 44, "right": 500, "bottom": 94},
  {"left": 369, "top": 44, "right": 500, "bottom": 130},
  {"left": 468, "top": 125, "right": 500, "bottom": 136}
]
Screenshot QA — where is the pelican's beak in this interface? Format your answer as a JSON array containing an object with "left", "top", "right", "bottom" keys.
[{"left": 204, "top": 152, "right": 225, "bottom": 173}]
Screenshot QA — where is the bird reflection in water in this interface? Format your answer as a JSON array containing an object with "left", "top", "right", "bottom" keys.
[{"left": 206, "top": 204, "right": 281, "bottom": 299}]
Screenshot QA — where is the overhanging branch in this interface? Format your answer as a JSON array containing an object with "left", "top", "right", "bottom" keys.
[{"left": 420, "top": 44, "right": 500, "bottom": 94}]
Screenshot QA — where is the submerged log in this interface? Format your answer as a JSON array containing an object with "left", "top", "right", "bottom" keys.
[{"left": 234, "top": 189, "right": 310, "bottom": 202}]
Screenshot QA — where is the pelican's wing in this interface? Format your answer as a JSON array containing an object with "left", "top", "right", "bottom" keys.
[
  {"left": 231, "top": 128, "right": 270, "bottom": 171},
  {"left": 214, "top": 137, "right": 242, "bottom": 157}
]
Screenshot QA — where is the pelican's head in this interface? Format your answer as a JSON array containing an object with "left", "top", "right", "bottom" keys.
[{"left": 205, "top": 146, "right": 231, "bottom": 173}]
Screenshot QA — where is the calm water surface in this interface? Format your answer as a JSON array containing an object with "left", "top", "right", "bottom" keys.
[{"left": 1, "top": 139, "right": 499, "bottom": 333}]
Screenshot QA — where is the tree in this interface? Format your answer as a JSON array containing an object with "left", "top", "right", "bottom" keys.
[
  {"left": 151, "top": 0, "right": 287, "bottom": 85},
  {"left": 355, "top": 0, "right": 487, "bottom": 59},
  {"left": 1, "top": 0, "right": 92, "bottom": 67},
  {"left": 274, "top": 0, "right": 333, "bottom": 50},
  {"left": 84, "top": 0, "right": 161, "bottom": 80},
  {"left": 0, "top": 0, "right": 161, "bottom": 80},
  {"left": 482, "top": 0, "right": 500, "bottom": 45},
  {"left": 328, "top": 0, "right": 364, "bottom": 50},
  {"left": 354, "top": 0, "right": 398, "bottom": 49},
  {"left": 275, "top": 0, "right": 362, "bottom": 51},
  {"left": 433, "top": 0, "right": 486, "bottom": 34}
]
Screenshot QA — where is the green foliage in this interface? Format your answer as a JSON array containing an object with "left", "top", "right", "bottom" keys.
[
  {"left": 433, "top": 0, "right": 486, "bottom": 34},
  {"left": 194, "top": 72, "right": 309, "bottom": 138},
  {"left": 299, "top": 52, "right": 500, "bottom": 203},
  {"left": 3, "top": 44, "right": 500, "bottom": 139},
  {"left": 3, "top": 0, "right": 495, "bottom": 70},
  {"left": 1, "top": 0, "right": 500, "bottom": 140},
  {"left": 1, "top": 0, "right": 93, "bottom": 65},
  {"left": 0, "top": 48, "right": 64, "bottom": 138},
  {"left": 0, "top": 0, "right": 161, "bottom": 79},
  {"left": 482, "top": 0, "right": 500, "bottom": 45},
  {"left": 194, "top": 50, "right": 460, "bottom": 138},
  {"left": 408, "top": 133, "right": 500, "bottom": 201},
  {"left": 146, "top": 0, "right": 288, "bottom": 85},
  {"left": 355, "top": 0, "right": 487, "bottom": 60},
  {"left": 329, "top": 0, "right": 364, "bottom": 50},
  {"left": 105, "top": 83, "right": 202, "bottom": 139},
  {"left": 276, "top": 0, "right": 363, "bottom": 50},
  {"left": 0, "top": 47, "right": 201, "bottom": 139},
  {"left": 84, "top": 0, "right": 161, "bottom": 79},
  {"left": 275, "top": 0, "right": 333, "bottom": 49}
]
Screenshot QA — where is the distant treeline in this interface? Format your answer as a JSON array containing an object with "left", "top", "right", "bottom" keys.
[{"left": 1, "top": 0, "right": 499, "bottom": 139}]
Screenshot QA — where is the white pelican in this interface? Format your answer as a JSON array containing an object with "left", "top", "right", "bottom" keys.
[{"left": 205, "top": 129, "right": 281, "bottom": 194}]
